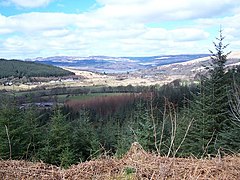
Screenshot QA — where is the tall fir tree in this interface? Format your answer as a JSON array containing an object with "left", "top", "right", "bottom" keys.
[
  {"left": 182, "top": 29, "right": 231, "bottom": 156},
  {"left": 207, "top": 29, "right": 231, "bottom": 130}
]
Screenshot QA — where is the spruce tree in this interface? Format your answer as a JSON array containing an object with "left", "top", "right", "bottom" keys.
[
  {"left": 0, "top": 103, "right": 23, "bottom": 159},
  {"left": 71, "top": 110, "right": 100, "bottom": 162},
  {"left": 39, "top": 109, "right": 74, "bottom": 168},
  {"left": 182, "top": 29, "right": 231, "bottom": 156},
  {"left": 129, "top": 102, "right": 159, "bottom": 151},
  {"left": 207, "top": 29, "right": 231, "bottom": 130},
  {"left": 218, "top": 79, "right": 240, "bottom": 153}
]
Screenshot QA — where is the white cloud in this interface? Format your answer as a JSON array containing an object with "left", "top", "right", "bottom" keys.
[
  {"left": 0, "top": 28, "right": 13, "bottom": 34},
  {"left": 196, "top": 14, "right": 240, "bottom": 39},
  {"left": 141, "top": 28, "right": 209, "bottom": 42},
  {"left": 95, "top": 0, "right": 240, "bottom": 22},
  {"left": 170, "top": 28, "right": 209, "bottom": 42},
  {"left": 1, "top": 0, "right": 240, "bottom": 58},
  {"left": 9, "top": 0, "right": 54, "bottom": 8},
  {"left": 0, "top": 12, "right": 83, "bottom": 34},
  {"left": 142, "top": 28, "right": 169, "bottom": 40},
  {"left": 42, "top": 29, "right": 70, "bottom": 37}
]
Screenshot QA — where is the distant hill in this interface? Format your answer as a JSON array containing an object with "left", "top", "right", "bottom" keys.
[
  {"left": 137, "top": 51, "right": 240, "bottom": 82},
  {"left": 0, "top": 59, "right": 74, "bottom": 78},
  {"left": 27, "top": 54, "right": 210, "bottom": 73}
]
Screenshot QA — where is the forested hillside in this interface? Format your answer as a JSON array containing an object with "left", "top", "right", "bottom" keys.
[{"left": 0, "top": 59, "right": 74, "bottom": 78}]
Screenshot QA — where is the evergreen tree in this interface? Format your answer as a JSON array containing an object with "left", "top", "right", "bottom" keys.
[
  {"left": 71, "top": 110, "right": 100, "bottom": 162},
  {"left": 182, "top": 29, "right": 231, "bottom": 156},
  {"left": 0, "top": 103, "right": 42, "bottom": 160},
  {"left": 39, "top": 109, "right": 74, "bottom": 168},
  {"left": 20, "top": 107, "right": 43, "bottom": 160},
  {"left": 129, "top": 102, "right": 159, "bottom": 151},
  {"left": 115, "top": 123, "right": 133, "bottom": 157},
  {"left": 0, "top": 103, "right": 23, "bottom": 159},
  {"left": 207, "top": 29, "right": 231, "bottom": 130},
  {"left": 218, "top": 80, "right": 240, "bottom": 153}
]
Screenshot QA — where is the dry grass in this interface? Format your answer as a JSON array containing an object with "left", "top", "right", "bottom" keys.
[
  {"left": 0, "top": 69, "right": 170, "bottom": 91},
  {"left": 0, "top": 142, "right": 240, "bottom": 180},
  {"left": 63, "top": 68, "right": 171, "bottom": 87}
]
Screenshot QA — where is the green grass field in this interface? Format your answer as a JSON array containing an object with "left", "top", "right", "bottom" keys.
[{"left": 41, "top": 92, "right": 127, "bottom": 103}]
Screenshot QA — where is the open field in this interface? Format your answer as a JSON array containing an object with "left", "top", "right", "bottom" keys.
[
  {"left": 0, "top": 68, "right": 178, "bottom": 92},
  {"left": 41, "top": 92, "right": 128, "bottom": 103},
  {"left": 63, "top": 68, "right": 176, "bottom": 87},
  {"left": 0, "top": 143, "right": 239, "bottom": 179}
]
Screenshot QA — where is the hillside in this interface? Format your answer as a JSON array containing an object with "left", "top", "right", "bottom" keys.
[
  {"left": 137, "top": 51, "right": 240, "bottom": 82},
  {"left": 0, "top": 59, "right": 74, "bottom": 78},
  {"left": 26, "top": 52, "right": 239, "bottom": 86},
  {"left": 0, "top": 143, "right": 239, "bottom": 179},
  {"left": 27, "top": 54, "right": 209, "bottom": 73}
]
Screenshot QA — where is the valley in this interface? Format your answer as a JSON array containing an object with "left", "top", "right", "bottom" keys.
[
  {"left": 1, "top": 53, "right": 239, "bottom": 92},
  {"left": 1, "top": 43, "right": 240, "bottom": 179},
  {"left": 2, "top": 1, "right": 240, "bottom": 179}
]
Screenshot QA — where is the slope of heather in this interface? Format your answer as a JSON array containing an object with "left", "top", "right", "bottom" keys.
[{"left": 0, "top": 143, "right": 239, "bottom": 180}]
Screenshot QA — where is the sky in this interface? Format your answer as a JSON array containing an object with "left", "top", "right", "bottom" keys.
[{"left": 0, "top": 0, "right": 240, "bottom": 59}]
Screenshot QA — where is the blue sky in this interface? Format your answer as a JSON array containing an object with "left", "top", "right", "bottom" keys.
[
  {"left": 0, "top": 0, "right": 240, "bottom": 59},
  {"left": 0, "top": 0, "right": 98, "bottom": 15}
]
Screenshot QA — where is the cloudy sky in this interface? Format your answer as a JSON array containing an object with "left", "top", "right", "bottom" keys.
[{"left": 0, "top": 0, "right": 240, "bottom": 59}]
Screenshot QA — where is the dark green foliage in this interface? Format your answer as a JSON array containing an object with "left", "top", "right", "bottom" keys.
[
  {"left": 19, "top": 108, "right": 43, "bottom": 160},
  {"left": 179, "top": 30, "right": 239, "bottom": 157},
  {"left": 38, "top": 109, "right": 74, "bottom": 168},
  {"left": 129, "top": 103, "right": 157, "bottom": 151},
  {"left": 0, "top": 59, "right": 74, "bottom": 78},
  {"left": 181, "top": 86, "right": 219, "bottom": 156},
  {"left": 0, "top": 104, "right": 22, "bottom": 159},
  {"left": 97, "top": 119, "right": 120, "bottom": 153},
  {"left": 124, "top": 167, "right": 136, "bottom": 174},
  {"left": 0, "top": 103, "right": 42, "bottom": 160},
  {"left": 115, "top": 124, "right": 133, "bottom": 157},
  {"left": 70, "top": 110, "right": 100, "bottom": 162},
  {"left": 219, "top": 125, "right": 240, "bottom": 153},
  {"left": 218, "top": 81, "right": 240, "bottom": 153},
  {"left": 206, "top": 30, "right": 231, "bottom": 125}
]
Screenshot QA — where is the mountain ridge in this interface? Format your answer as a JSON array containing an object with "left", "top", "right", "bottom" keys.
[{"left": 25, "top": 54, "right": 210, "bottom": 73}]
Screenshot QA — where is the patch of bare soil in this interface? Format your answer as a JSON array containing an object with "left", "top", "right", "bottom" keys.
[{"left": 1, "top": 142, "right": 240, "bottom": 179}]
